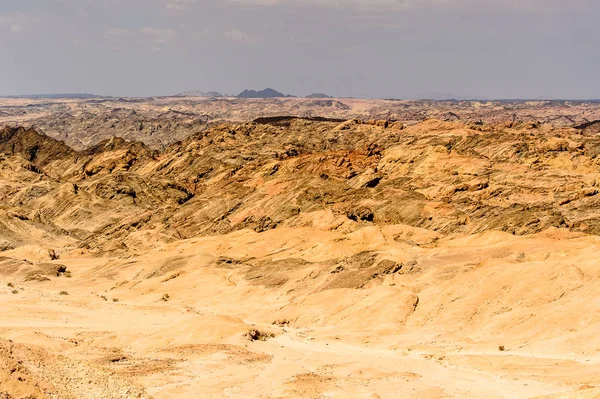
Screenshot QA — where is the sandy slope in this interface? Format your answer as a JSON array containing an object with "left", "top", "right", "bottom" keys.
[{"left": 2, "top": 225, "right": 600, "bottom": 398}]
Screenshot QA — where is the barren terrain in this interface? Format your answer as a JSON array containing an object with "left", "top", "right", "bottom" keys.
[
  {"left": 1, "top": 96, "right": 599, "bottom": 150},
  {"left": 2, "top": 100, "right": 600, "bottom": 398}
]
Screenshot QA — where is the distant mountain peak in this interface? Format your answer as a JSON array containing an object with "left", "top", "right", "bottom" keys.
[
  {"left": 237, "top": 88, "right": 294, "bottom": 99},
  {"left": 305, "top": 93, "right": 333, "bottom": 99},
  {"left": 177, "top": 90, "right": 224, "bottom": 98}
]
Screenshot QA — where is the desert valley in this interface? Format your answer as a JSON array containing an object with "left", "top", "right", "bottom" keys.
[{"left": 2, "top": 96, "right": 600, "bottom": 398}]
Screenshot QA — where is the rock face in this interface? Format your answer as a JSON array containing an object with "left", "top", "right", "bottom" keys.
[
  {"left": 577, "top": 120, "right": 600, "bottom": 135},
  {"left": 3, "top": 116, "right": 600, "bottom": 398},
  {"left": 0, "top": 126, "right": 74, "bottom": 165}
]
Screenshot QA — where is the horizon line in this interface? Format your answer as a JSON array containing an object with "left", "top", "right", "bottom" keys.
[{"left": 1, "top": 93, "right": 599, "bottom": 102}]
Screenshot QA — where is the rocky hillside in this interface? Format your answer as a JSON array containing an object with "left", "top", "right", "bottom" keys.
[
  {"left": 3, "top": 117, "right": 600, "bottom": 253},
  {"left": 2, "top": 119, "right": 600, "bottom": 398}
]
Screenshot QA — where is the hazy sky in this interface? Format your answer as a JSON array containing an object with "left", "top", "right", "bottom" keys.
[{"left": 0, "top": 0, "right": 598, "bottom": 98}]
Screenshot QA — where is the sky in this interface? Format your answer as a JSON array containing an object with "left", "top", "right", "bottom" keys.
[{"left": 0, "top": 0, "right": 598, "bottom": 99}]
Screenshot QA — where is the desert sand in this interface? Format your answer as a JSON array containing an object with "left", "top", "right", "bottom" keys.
[{"left": 2, "top": 107, "right": 600, "bottom": 398}]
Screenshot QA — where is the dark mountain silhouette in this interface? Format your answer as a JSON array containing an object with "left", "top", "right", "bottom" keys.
[
  {"left": 237, "top": 88, "right": 293, "bottom": 98},
  {"left": 305, "top": 93, "right": 333, "bottom": 99},
  {"left": 177, "top": 91, "right": 224, "bottom": 98}
]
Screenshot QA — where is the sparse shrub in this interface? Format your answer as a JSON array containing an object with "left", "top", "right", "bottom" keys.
[
  {"left": 65, "top": 271, "right": 72, "bottom": 278},
  {"left": 112, "top": 298, "right": 119, "bottom": 302},
  {"left": 245, "top": 329, "right": 275, "bottom": 342},
  {"left": 498, "top": 345, "right": 505, "bottom": 352},
  {"left": 7, "top": 282, "right": 13, "bottom": 288},
  {"left": 11, "top": 290, "right": 18, "bottom": 295},
  {"left": 56, "top": 265, "right": 67, "bottom": 276},
  {"left": 161, "top": 294, "right": 170, "bottom": 302},
  {"left": 273, "top": 319, "right": 290, "bottom": 327},
  {"left": 59, "top": 291, "right": 69, "bottom": 295},
  {"left": 100, "top": 295, "right": 108, "bottom": 301}
]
